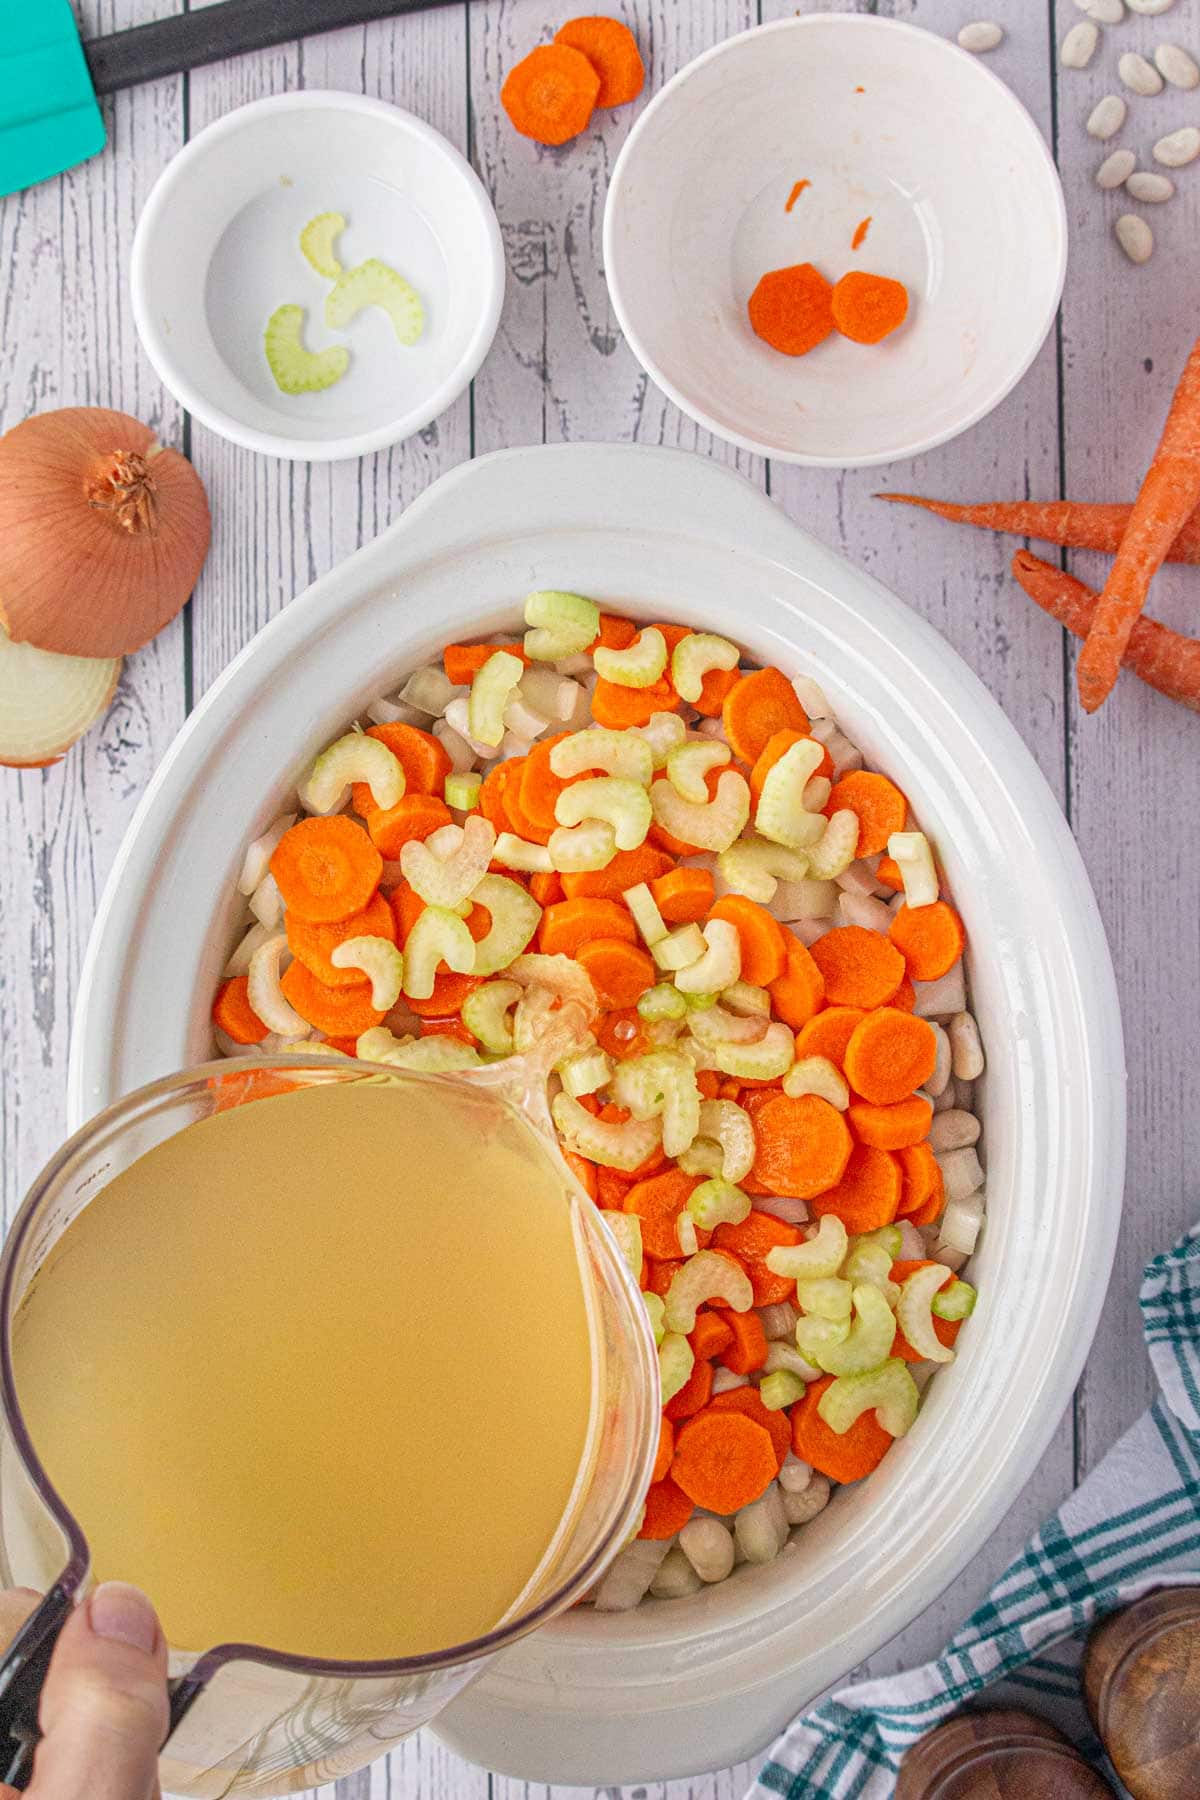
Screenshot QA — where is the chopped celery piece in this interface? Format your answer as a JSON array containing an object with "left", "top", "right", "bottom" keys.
[
  {"left": 467, "top": 875, "right": 542, "bottom": 975},
  {"left": 766, "top": 1214, "right": 848, "bottom": 1281},
  {"left": 795, "top": 1314, "right": 851, "bottom": 1362},
  {"left": 677, "top": 1212, "right": 699, "bottom": 1256},
  {"left": 557, "top": 1044, "right": 613, "bottom": 1098},
  {"left": 659, "top": 1332, "right": 696, "bottom": 1405},
  {"left": 896, "top": 1264, "right": 956, "bottom": 1364},
  {"left": 888, "top": 830, "right": 939, "bottom": 909},
  {"left": 814, "top": 1284, "right": 898, "bottom": 1376},
  {"left": 686, "top": 1177, "right": 751, "bottom": 1230},
  {"left": 642, "top": 1292, "right": 666, "bottom": 1347},
  {"left": 817, "top": 1359, "right": 919, "bottom": 1439},
  {"left": 329, "top": 935, "right": 404, "bottom": 1010},
  {"left": 932, "top": 1278, "right": 977, "bottom": 1322},
  {"left": 468, "top": 650, "right": 524, "bottom": 748},
  {"left": 759, "top": 1370, "right": 806, "bottom": 1411},
  {"left": 401, "top": 812, "right": 495, "bottom": 909},
  {"left": 670, "top": 632, "right": 739, "bottom": 704},
  {"left": 665, "top": 740, "right": 731, "bottom": 804},
  {"left": 635, "top": 710, "right": 687, "bottom": 769},
  {"left": 552, "top": 1093, "right": 661, "bottom": 1171},
  {"left": 684, "top": 991, "right": 717, "bottom": 1011},
  {"left": 783, "top": 1055, "right": 850, "bottom": 1110},
  {"left": 325, "top": 257, "right": 424, "bottom": 345},
  {"left": 697, "top": 1098, "right": 755, "bottom": 1182},
  {"left": 461, "top": 978, "right": 522, "bottom": 1055},
  {"left": 402, "top": 906, "right": 476, "bottom": 999},
  {"left": 548, "top": 820, "right": 617, "bottom": 872},
  {"left": 663, "top": 1249, "right": 754, "bottom": 1334},
  {"left": 609, "top": 1050, "right": 701, "bottom": 1158},
  {"left": 807, "top": 809, "right": 860, "bottom": 880},
  {"left": 523, "top": 590, "right": 600, "bottom": 661},
  {"left": 652, "top": 922, "right": 706, "bottom": 972},
  {"left": 551, "top": 728, "right": 653, "bottom": 785},
  {"left": 721, "top": 981, "right": 771, "bottom": 1017},
  {"left": 859, "top": 1225, "right": 903, "bottom": 1259},
  {"left": 604, "top": 1212, "right": 643, "bottom": 1282},
  {"left": 841, "top": 1241, "right": 895, "bottom": 1289},
  {"left": 795, "top": 1276, "right": 853, "bottom": 1321},
  {"left": 554, "top": 776, "right": 652, "bottom": 851},
  {"left": 508, "top": 952, "right": 598, "bottom": 1011},
  {"left": 248, "top": 934, "right": 308, "bottom": 1039},
  {"left": 494, "top": 831, "right": 554, "bottom": 874},
  {"left": 299, "top": 211, "right": 345, "bottom": 279},
  {"left": 686, "top": 1002, "right": 767, "bottom": 1047},
  {"left": 674, "top": 918, "right": 742, "bottom": 994},
  {"left": 638, "top": 982, "right": 687, "bottom": 1022},
  {"left": 710, "top": 1020, "right": 795, "bottom": 1081},
  {"left": 445, "top": 771, "right": 482, "bottom": 811},
  {"left": 623, "top": 881, "right": 669, "bottom": 948},
  {"left": 676, "top": 1139, "right": 723, "bottom": 1178},
  {"left": 355, "top": 1027, "right": 480, "bottom": 1072},
  {"left": 649, "top": 770, "right": 750, "bottom": 854},
  {"left": 765, "top": 1340, "right": 818, "bottom": 1380},
  {"left": 299, "top": 731, "right": 404, "bottom": 813},
  {"left": 754, "top": 738, "right": 827, "bottom": 851},
  {"left": 593, "top": 626, "right": 668, "bottom": 689},
  {"left": 264, "top": 305, "right": 349, "bottom": 395},
  {"left": 717, "top": 836, "right": 810, "bottom": 905}
]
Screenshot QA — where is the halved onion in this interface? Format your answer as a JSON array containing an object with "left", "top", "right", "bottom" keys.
[{"left": 0, "top": 623, "right": 120, "bottom": 766}]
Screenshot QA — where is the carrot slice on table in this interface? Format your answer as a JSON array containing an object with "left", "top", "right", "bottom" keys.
[
  {"left": 709, "top": 894, "right": 788, "bottom": 986},
  {"left": 212, "top": 976, "right": 268, "bottom": 1045},
  {"left": 748, "top": 1092, "right": 853, "bottom": 1198},
  {"left": 538, "top": 896, "right": 636, "bottom": 957},
  {"left": 875, "top": 853, "right": 905, "bottom": 891},
  {"left": 575, "top": 937, "right": 655, "bottom": 1009},
  {"left": 768, "top": 936, "right": 826, "bottom": 1029},
  {"left": 843, "top": 1007, "right": 937, "bottom": 1105},
  {"left": 808, "top": 1143, "right": 901, "bottom": 1234},
  {"left": 671, "top": 1410, "right": 778, "bottom": 1513},
  {"left": 896, "top": 1142, "right": 944, "bottom": 1223},
  {"left": 791, "top": 1374, "right": 893, "bottom": 1484},
  {"left": 748, "top": 263, "right": 835, "bottom": 358},
  {"left": 637, "top": 1475, "right": 695, "bottom": 1540},
  {"left": 271, "top": 816, "right": 382, "bottom": 923},
  {"left": 501, "top": 42, "right": 601, "bottom": 146},
  {"left": 831, "top": 270, "right": 909, "bottom": 344},
  {"left": 285, "top": 891, "right": 397, "bottom": 988},
  {"left": 622, "top": 1167, "right": 701, "bottom": 1261},
  {"left": 591, "top": 675, "right": 678, "bottom": 728},
  {"left": 718, "top": 1308, "right": 768, "bottom": 1375},
  {"left": 651, "top": 866, "right": 715, "bottom": 923},
  {"left": 518, "top": 731, "right": 576, "bottom": 831},
  {"left": 443, "top": 641, "right": 528, "bottom": 685},
  {"left": 888, "top": 900, "right": 965, "bottom": 983},
  {"left": 794, "top": 1006, "right": 866, "bottom": 1066},
  {"left": 555, "top": 15, "right": 645, "bottom": 107},
  {"left": 561, "top": 843, "right": 673, "bottom": 900},
  {"left": 826, "top": 770, "right": 907, "bottom": 857},
  {"left": 279, "top": 960, "right": 385, "bottom": 1037},
  {"left": 693, "top": 663, "right": 742, "bottom": 717},
  {"left": 749, "top": 727, "right": 832, "bottom": 803},
  {"left": 688, "top": 1310, "right": 734, "bottom": 1362},
  {"left": 367, "top": 793, "right": 453, "bottom": 860},
  {"left": 652, "top": 1416, "right": 675, "bottom": 1485},
  {"left": 721, "top": 666, "right": 809, "bottom": 765},
  {"left": 809, "top": 924, "right": 905, "bottom": 1009},
  {"left": 705, "top": 1386, "right": 791, "bottom": 1469},
  {"left": 350, "top": 722, "right": 451, "bottom": 815},
  {"left": 847, "top": 1095, "right": 932, "bottom": 1151},
  {"left": 664, "top": 1355, "right": 714, "bottom": 1423}
]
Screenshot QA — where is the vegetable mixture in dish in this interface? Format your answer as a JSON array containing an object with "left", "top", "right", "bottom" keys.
[{"left": 212, "top": 595, "right": 985, "bottom": 1606}]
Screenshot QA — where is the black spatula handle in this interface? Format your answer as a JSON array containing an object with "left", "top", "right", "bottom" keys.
[{"left": 84, "top": 0, "right": 468, "bottom": 96}]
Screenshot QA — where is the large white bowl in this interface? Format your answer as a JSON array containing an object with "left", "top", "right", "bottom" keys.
[
  {"left": 604, "top": 16, "right": 1067, "bottom": 467},
  {"left": 69, "top": 445, "right": 1123, "bottom": 1784}
]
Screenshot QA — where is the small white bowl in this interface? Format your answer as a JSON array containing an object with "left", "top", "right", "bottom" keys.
[
  {"left": 131, "top": 92, "right": 504, "bottom": 462},
  {"left": 604, "top": 15, "right": 1067, "bottom": 468}
]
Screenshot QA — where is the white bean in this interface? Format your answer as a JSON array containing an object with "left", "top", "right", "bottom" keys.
[
  {"left": 778, "top": 1454, "right": 813, "bottom": 1495},
  {"left": 679, "top": 1516, "right": 735, "bottom": 1584},
  {"left": 931, "top": 1081, "right": 957, "bottom": 1114},
  {"left": 957, "top": 20, "right": 1003, "bottom": 52},
  {"left": 952, "top": 1076, "right": 974, "bottom": 1110},
  {"left": 758, "top": 1301, "right": 800, "bottom": 1341},
  {"left": 925, "top": 1021, "right": 953, "bottom": 1097},
  {"left": 928, "top": 1109, "right": 982, "bottom": 1152},
  {"left": 1128, "top": 0, "right": 1176, "bottom": 13},
  {"left": 1153, "top": 125, "right": 1200, "bottom": 165},
  {"left": 1076, "top": 0, "right": 1124, "bottom": 18},
  {"left": 735, "top": 1485, "right": 788, "bottom": 1563},
  {"left": 593, "top": 1537, "right": 669, "bottom": 1610},
  {"left": 948, "top": 1011, "right": 985, "bottom": 1079},
  {"left": 837, "top": 892, "right": 893, "bottom": 934},
  {"left": 1062, "top": 21, "right": 1099, "bottom": 67},
  {"left": 936, "top": 1146, "right": 985, "bottom": 1202},
  {"left": 1126, "top": 169, "right": 1176, "bottom": 199},
  {"left": 650, "top": 1546, "right": 703, "bottom": 1599},
  {"left": 711, "top": 1367, "right": 749, "bottom": 1394},
  {"left": 1119, "top": 51, "right": 1165, "bottom": 94},
  {"left": 1097, "top": 148, "right": 1137, "bottom": 188},
  {"left": 783, "top": 1474, "right": 832, "bottom": 1528},
  {"left": 1155, "top": 43, "right": 1200, "bottom": 89},
  {"left": 1087, "top": 94, "right": 1128, "bottom": 139},
  {"left": 1115, "top": 214, "right": 1155, "bottom": 263},
  {"left": 913, "top": 963, "right": 967, "bottom": 1019}
]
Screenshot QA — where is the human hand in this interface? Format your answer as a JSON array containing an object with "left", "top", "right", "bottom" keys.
[{"left": 0, "top": 1583, "right": 168, "bottom": 1800}]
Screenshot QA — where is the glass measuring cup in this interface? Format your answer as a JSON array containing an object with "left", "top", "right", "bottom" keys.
[{"left": 0, "top": 1055, "right": 659, "bottom": 1797}]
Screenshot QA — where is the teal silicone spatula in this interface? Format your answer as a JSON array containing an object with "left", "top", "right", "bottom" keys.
[{"left": 2, "top": 0, "right": 464, "bottom": 200}]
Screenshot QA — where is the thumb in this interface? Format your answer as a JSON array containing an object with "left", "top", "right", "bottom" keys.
[{"left": 21, "top": 1582, "right": 168, "bottom": 1800}]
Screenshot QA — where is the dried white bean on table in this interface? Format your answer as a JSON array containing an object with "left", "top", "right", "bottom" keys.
[
  {"left": 1119, "top": 51, "right": 1165, "bottom": 94},
  {"left": 1077, "top": 0, "right": 1125, "bottom": 19},
  {"left": 1126, "top": 170, "right": 1176, "bottom": 199},
  {"left": 1062, "top": 21, "right": 1100, "bottom": 68},
  {"left": 1087, "top": 94, "right": 1128, "bottom": 139},
  {"left": 1128, "top": 0, "right": 1177, "bottom": 14},
  {"left": 1153, "top": 125, "right": 1200, "bottom": 164},
  {"left": 1115, "top": 214, "right": 1155, "bottom": 262},
  {"left": 1097, "top": 149, "right": 1137, "bottom": 188},
  {"left": 957, "top": 21, "right": 1004, "bottom": 53},
  {"left": 1155, "top": 44, "right": 1200, "bottom": 89}
]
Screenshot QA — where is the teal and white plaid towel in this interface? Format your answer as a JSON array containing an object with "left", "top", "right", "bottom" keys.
[{"left": 748, "top": 1223, "right": 1200, "bottom": 1799}]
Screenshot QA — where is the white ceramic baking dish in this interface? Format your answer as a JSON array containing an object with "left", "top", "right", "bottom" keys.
[{"left": 69, "top": 444, "right": 1124, "bottom": 1785}]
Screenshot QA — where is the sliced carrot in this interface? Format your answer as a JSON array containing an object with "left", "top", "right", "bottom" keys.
[
  {"left": 595, "top": 1006, "right": 653, "bottom": 1061},
  {"left": 501, "top": 41, "right": 600, "bottom": 145},
  {"left": 443, "top": 641, "right": 528, "bottom": 685},
  {"left": 688, "top": 1311, "right": 734, "bottom": 1362},
  {"left": 712, "top": 1209, "right": 802, "bottom": 1264},
  {"left": 500, "top": 758, "right": 553, "bottom": 846},
  {"left": 420, "top": 1015, "right": 478, "bottom": 1047},
  {"left": 843, "top": 1007, "right": 937, "bottom": 1106},
  {"left": 406, "top": 973, "right": 483, "bottom": 1019},
  {"left": 518, "top": 732, "right": 577, "bottom": 831},
  {"left": 768, "top": 935, "right": 826, "bottom": 1029},
  {"left": 809, "top": 924, "right": 905, "bottom": 1009},
  {"left": 749, "top": 1092, "right": 853, "bottom": 1199},
  {"left": 905, "top": 1187, "right": 946, "bottom": 1229},
  {"left": 637, "top": 1475, "right": 695, "bottom": 1540},
  {"left": 695, "top": 1069, "right": 721, "bottom": 1101},
  {"left": 393, "top": 884, "right": 491, "bottom": 947},
  {"left": 555, "top": 15, "right": 644, "bottom": 108},
  {"left": 622, "top": 1167, "right": 702, "bottom": 1261},
  {"left": 591, "top": 676, "right": 679, "bottom": 728},
  {"left": 826, "top": 770, "right": 907, "bottom": 857},
  {"left": 652, "top": 1416, "right": 675, "bottom": 1485},
  {"left": 596, "top": 1167, "right": 632, "bottom": 1209},
  {"left": 530, "top": 870, "right": 565, "bottom": 906},
  {"left": 892, "top": 973, "right": 916, "bottom": 1013},
  {"left": 748, "top": 727, "right": 833, "bottom": 804},
  {"left": 210, "top": 1069, "right": 299, "bottom": 1113},
  {"left": 721, "top": 666, "right": 809, "bottom": 765},
  {"left": 285, "top": 891, "right": 397, "bottom": 988},
  {"left": 478, "top": 761, "right": 516, "bottom": 832},
  {"left": 671, "top": 1410, "right": 777, "bottom": 1513},
  {"left": 888, "top": 901, "right": 965, "bottom": 983},
  {"left": 896, "top": 1143, "right": 944, "bottom": 1223},
  {"left": 350, "top": 722, "right": 451, "bottom": 816},
  {"left": 270, "top": 816, "right": 382, "bottom": 924},
  {"left": 324, "top": 1036, "right": 360, "bottom": 1056},
  {"left": 538, "top": 897, "right": 636, "bottom": 957},
  {"left": 664, "top": 1354, "right": 714, "bottom": 1422},
  {"left": 367, "top": 793, "right": 453, "bottom": 860},
  {"left": 831, "top": 270, "right": 908, "bottom": 345},
  {"left": 693, "top": 663, "right": 742, "bottom": 717},
  {"left": 791, "top": 1374, "right": 893, "bottom": 1484},
  {"left": 651, "top": 866, "right": 715, "bottom": 923},
  {"left": 212, "top": 976, "right": 268, "bottom": 1045},
  {"left": 794, "top": 1005, "right": 866, "bottom": 1066},
  {"left": 643, "top": 1256, "right": 685, "bottom": 1298},
  {"left": 562, "top": 1149, "right": 598, "bottom": 1201},
  {"left": 848, "top": 1095, "right": 933, "bottom": 1151},
  {"left": 705, "top": 1386, "right": 790, "bottom": 1470},
  {"left": 808, "top": 1143, "right": 901, "bottom": 1234},
  {"left": 875, "top": 854, "right": 905, "bottom": 892},
  {"left": 718, "top": 1077, "right": 743, "bottom": 1102},
  {"left": 593, "top": 612, "right": 638, "bottom": 650},
  {"left": 561, "top": 843, "right": 673, "bottom": 899},
  {"left": 279, "top": 960, "right": 385, "bottom": 1037},
  {"left": 575, "top": 937, "right": 656, "bottom": 1009},
  {"left": 708, "top": 894, "right": 788, "bottom": 986},
  {"left": 719, "top": 1308, "right": 768, "bottom": 1375},
  {"left": 748, "top": 262, "right": 835, "bottom": 358}
]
